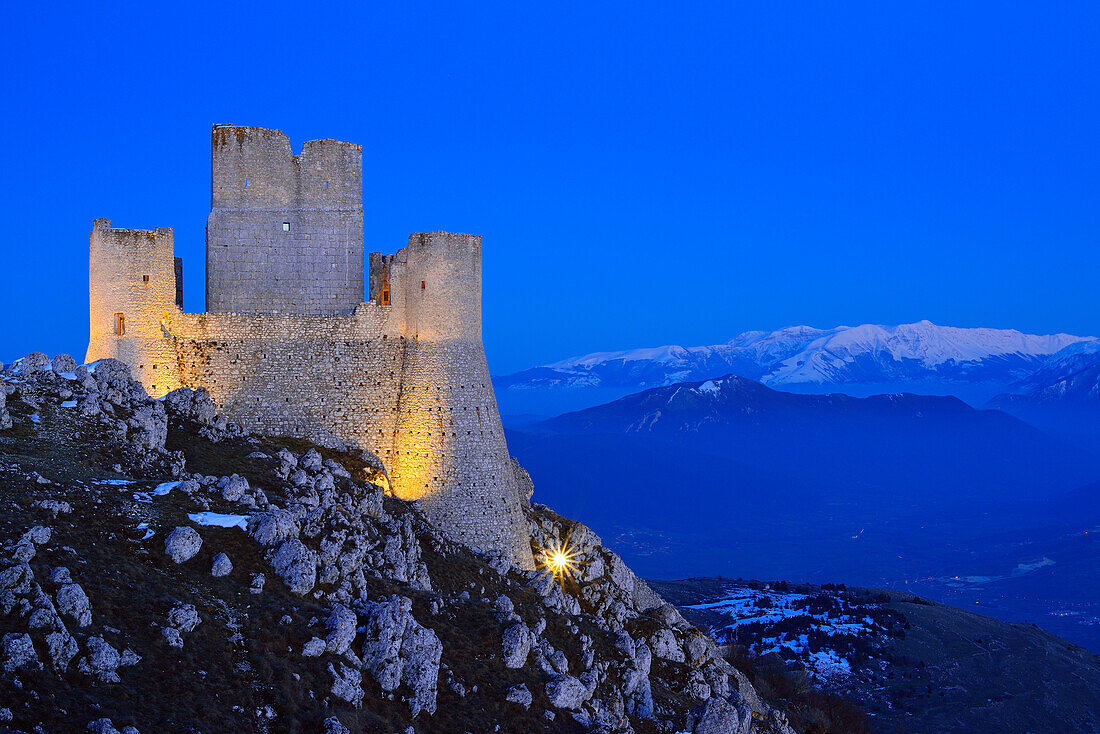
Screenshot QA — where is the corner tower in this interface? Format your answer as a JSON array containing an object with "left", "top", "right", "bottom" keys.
[
  {"left": 383, "top": 233, "right": 535, "bottom": 569},
  {"left": 206, "top": 125, "right": 364, "bottom": 315},
  {"left": 86, "top": 219, "right": 183, "bottom": 396}
]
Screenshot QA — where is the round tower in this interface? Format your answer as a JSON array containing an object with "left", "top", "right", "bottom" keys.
[
  {"left": 389, "top": 232, "right": 535, "bottom": 570},
  {"left": 86, "top": 218, "right": 182, "bottom": 397}
]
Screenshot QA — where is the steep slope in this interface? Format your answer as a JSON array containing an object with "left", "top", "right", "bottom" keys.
[
  {"left": 0, "top": 354, "right": 835, "bottom": 734},
  {"left": 650, "top": 578, "right": 1100, "bottom": 734},
  {"left": 495, "top": 322, "right": 1093, "bottom": 415}
]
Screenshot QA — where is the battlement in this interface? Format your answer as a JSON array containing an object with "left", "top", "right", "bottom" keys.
[{"left": 211, "top": 125, "right": 362, "bottom": 209}]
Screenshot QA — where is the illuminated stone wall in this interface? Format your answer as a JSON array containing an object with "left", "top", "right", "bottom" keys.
[
  {"left": 85, "top": 219, "right": 184, "bottom": 396},
  {"left": 86, "top": 127, "right": 534, "bottom": 569}
]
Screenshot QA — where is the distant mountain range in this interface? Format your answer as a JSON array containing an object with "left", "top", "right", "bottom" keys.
[
  {"left": 495, "top": 321, "right": 1097, "bottom": 415},
  {"left": 989, "top": 339, "right": 1100, "bottom": 450},
  {"left": 506, "top": 371, "right": 1100, "bottom": 651}
]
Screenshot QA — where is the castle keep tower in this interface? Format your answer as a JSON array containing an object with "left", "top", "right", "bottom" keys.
[
  {"left": 206, "top": 126, "right": 364, "bottom": 315},
  {"left": 86, "top": 125, "right": 535, "bottom": 570}
]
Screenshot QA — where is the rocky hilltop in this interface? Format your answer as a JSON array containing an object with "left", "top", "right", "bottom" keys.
[
  {"left": 0, "top": 353, "right": 826, "bottom": 733},
  {"left": 651, "top": 578, "right": 1100, "bottom": 734}
]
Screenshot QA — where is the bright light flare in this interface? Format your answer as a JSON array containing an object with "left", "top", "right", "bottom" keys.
[{"left": 538, "top": 538, "right": 580, "bottom": 582}]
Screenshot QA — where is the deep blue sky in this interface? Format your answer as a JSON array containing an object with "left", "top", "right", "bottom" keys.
[{"left": 1, "top": 2, "right": 1097, "bottom": 373}]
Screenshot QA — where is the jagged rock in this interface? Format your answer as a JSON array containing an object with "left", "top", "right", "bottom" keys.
[
  {"left": 50, "top": 566, "right": 73, "bottom": 584},
  {"left": 11, "top": 352, "right": 51, "bottom": 374},
  {"left": 275, "top": 448, "right": 297, "bottom": 478},
  {"left": 502, "top": 623, "right": 533, "bottom": 668},
  {"left": 328, "top": 662, "right": 364, "bottom": 707},
  {"left": 56, "top": 582, "right": 92, "bottom": 627},
  {"left": 687, "top": 696, "right": 752, "bottom": 734},
  {"left": 360, "top": 595, "right": 442, "bottom": 717},
  {"left": 22, "top": 526, "right": 51, "bottom": 545},
  {"left": 78, "top": 636, "right": 122, "bottom": 682},
  {"left": 325, "top": 604, "right": 357, "bottom": 655},
  {"left": 270, "top": 539, "right": 318, "bottom": 595},
  {"left": 46, "top": 630, "right": 79, "bottom": 671},
  {"left": 545, "top": 674, "right": 588, "bottom": 710},
  {"left": 164, "top": 527, "right": 202, "bottom": 564},
  {"left": 163, "top": 386, "right": 217, "bottom": 425},
  {"left": 299, "top": 449, "right": 323, "bottom": 471},
  {"left": 11, "top": 539, "right": 35, "bottom": 562},
  {"left": 506, "top": 683, "right": 533, "bottom": 709},
  {"left": 248, "top": 509, "right": 300, "bottom": 546},
  {"left": 729, "top": 668, "right": 765, "bottom": 716},
  {"left": 211, "top": 552, "right": 232, "bottom": 577},
  {"left": 2, "top": 632, "right": 41, "bottom": 672},
  {"left": 323, "top": 717, "right": 350, "bottom": 734},
  {"left": 161, "top": 627, "right": 184, "bottom": 648},
  {"left": 650, "top": 628, "right": 685, "bottom": 663},
  {"left": 302, "top": 637, "right": 326, "bottom": 657},
  {"left": 168, "top": 602, "right": 201, "bottom": 633},
  {"left": 120, "top": 649, "right": 141, "bottom": 667},
  {"left": 218, "top": 474, "right": 249, "bottom": 501}
]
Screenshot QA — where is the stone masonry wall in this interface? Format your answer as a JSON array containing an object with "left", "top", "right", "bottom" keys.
[{"left": 206, "top": 126, "right": 364, "bottom": 315}]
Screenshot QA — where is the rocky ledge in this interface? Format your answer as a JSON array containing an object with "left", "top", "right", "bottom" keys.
[{"left": 0, "top": 353, "right": 830, "bottom": 733}]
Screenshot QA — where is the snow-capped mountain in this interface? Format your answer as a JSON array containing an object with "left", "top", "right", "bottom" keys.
[{"left": 495, "top": 321, "right": 1095, "bottom": 415}]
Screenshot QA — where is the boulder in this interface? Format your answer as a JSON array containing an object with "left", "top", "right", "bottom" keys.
[
  {"left": 167, "top": 602, "right": 201, "bottom": 633},
  {"left": 2, "top": 632, "right": 41, "bottom": 672},
  {"left": 687, "top": 696, "right": 752, "bottom": 734},
  {"left": 56, "top": 582, "right": 92, "bottom": 627},
  {"left": 302, "top": 637, "right": 326, "bottom": 657},
  {"left": 506, "top": 683, "right": 533, "bottom": 709},
  {"left": 78, "top": 636, "right": 122, "bottom": 683},
  {"left": 270, "top": 539, "right": 318, "bottom": 595},
  {"left": 328, "top": 662, "right": 364, "bottom": 707},
  {"left": 217, "top": 474, "right": 249, "bottom": 501},
  {"left": 248, "top": 509, "right": 300, "bottom": 547},
  {"left": 211, "top": 552, "right": 232, "bottom": 577},
  {"left": 545, "top": 674, "right": 588, "bottom": 710},
  {"left": 52, "top": 354, "right": 78, "bottom": 374},
  {"left": 164, "top": 527, "right": 202, "bottom": 564},
  {"left": 501, "top": 623, "right": 533, "bottom": 668},
  {"left": 360, "top": 595, "right": 442, "bottom": 717},
  {"left": 325, "top": 604, "right": 357, "bottom": 655}
]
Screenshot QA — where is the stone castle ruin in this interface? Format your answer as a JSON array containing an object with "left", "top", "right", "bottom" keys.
[{"left": 86, "top": 125, "right": 534, "bottom": 569}]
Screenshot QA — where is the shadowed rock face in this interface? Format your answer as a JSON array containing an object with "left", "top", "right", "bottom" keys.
[{"left": 0, "top": 352, "right": 816, "bottom": 734}]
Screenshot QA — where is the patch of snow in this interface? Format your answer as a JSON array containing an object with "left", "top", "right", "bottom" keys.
[
  {"left": 60, "top": 400, "right": 77, "bottom": 408},
  {"left": 29, "top": 413, "right": 40, "bottom": 424},
  {"left": 59, "top": 372, "right": 77, "bottom": 380},
  {"left": 188, "top": 512, "right": 249, "bottom": 530},
  {"left": 153, "top": 481, "right": 181, "bottom": 496},
  {"left": 695, "top": 380, "right": 720, "bottom": 396},
  {"left": 94, "top": 479, "right": 135, "bottom": 486}
]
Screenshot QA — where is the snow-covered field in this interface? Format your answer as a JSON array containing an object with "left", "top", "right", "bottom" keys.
[{"left": 688, "top": 584, "right": 894, "bottom": 682}]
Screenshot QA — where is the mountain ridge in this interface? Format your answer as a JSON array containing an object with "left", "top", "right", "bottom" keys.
[{"left": 496, "top": 321, "right": 1096, "bottom": 415}]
